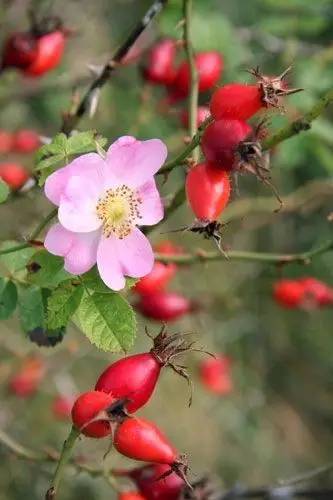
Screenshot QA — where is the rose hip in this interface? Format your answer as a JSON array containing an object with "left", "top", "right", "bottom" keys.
[
  {"left": 143, "top": 39, "right": 177, "bottom": 86},
  {"left": 136, "top": 292, "right": 194, "bottom": 322},
  {"left": 0, "top": 162, "right": 29, "bottom": 190},
  {"left": 71, "top": 391, "right": 115, "bottom": 438},
  {"left": 199, "top": 355, "right": 233, "bottom": 395}
]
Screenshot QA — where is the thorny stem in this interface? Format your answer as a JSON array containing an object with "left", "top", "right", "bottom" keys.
[
  {"left": 45, "top": 426, "right": 80, "bottom": 500},
  {"left": 183, "top": 0, "right": 199, "bottom": 161},
  {"left": 61, "top": 0, "right": 169, "bottom": 134},
  {"left": 154, "top": 238, "right": 333, "bottom": 266},
  {"left": 0, "top": 208, "right": 57, "bottom": 256}
]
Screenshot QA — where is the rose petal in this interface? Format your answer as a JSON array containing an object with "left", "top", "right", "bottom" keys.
[
  {"left": 97, "top": 236, "right": 126, "bottom": 291},
  {"left": 44, "top": 223, "right": 99, "bottom": 275},
  {"left": 116, "top": 227, "right": 154, "bottom": 278},
  {"left": 58, "top": 175, "right": 102, "bottom": 233},
  {"left": 137, "top": 179, "right": 164, "bottom": 226},
  {"left": 45, "top": 153, "right": 106, "bottom": 206},
  {"left": 106, "top": 136, "right": 167, "bottom": 187},
  {"left": 44, "top": 223, "right": 74, "bottom": 256},
  {"left": 63, "top": 230, "right": 100, "bottom": 275}
]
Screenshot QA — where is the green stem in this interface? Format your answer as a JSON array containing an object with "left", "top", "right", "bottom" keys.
[
  {"left": 183, "top": 0, "right": 199, "bottom": 160},
  {"left": 154, "top": 238, "right": 333, "bottom": 266},
  {"left": 45, "top": 426, "right": 80, "bottom": 500},
  {"left": 0, "top": 208, "right": 57, "bottom": 256},
  {"left": 263, "top": 87, "right": 333, "bottom": 150}
]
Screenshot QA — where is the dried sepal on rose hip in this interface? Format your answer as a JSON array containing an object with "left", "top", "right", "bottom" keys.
[
  {"left": 96, "top": 326, "right": 204, "bottom": 410},
  {"left": 210, "top": 66, "right": 303, "bottom": 121},
  {"left": 114, "top": 416, "right": 192, "bottom": 487}
]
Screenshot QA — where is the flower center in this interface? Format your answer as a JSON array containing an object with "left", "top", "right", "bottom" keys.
[{"left": 96, "top": 185, "right": 142, "bottom": 239}]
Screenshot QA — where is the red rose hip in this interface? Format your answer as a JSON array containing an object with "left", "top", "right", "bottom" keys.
[
  {"left": 143, "top": 38, "right": 177, "bottom": 86},
  {"left": 71, "top": 391, "right": 115, "bottom": 438},
  {"left": 114, "top": 417, "right": 177, "bottom": 464},
  {"left": 136, "top": 292, "right": 193, "bottom": 322},
  {"left": 13, "top": 130, "right": 40, "bottom": 153},
  {"left": 0, "top": 162, "right": 29, "bottom": 190},
  {"left": 24, "top": 30, "right": 65, "bottom": 77},
  {"left": 201, "top": 119, "right": 252, "bottom": 169},
  {"left": 186, "top": 162, "right": 231, "bottom": 221}
]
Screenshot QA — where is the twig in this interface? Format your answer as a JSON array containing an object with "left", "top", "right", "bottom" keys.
[
  {"left": 279, "top": 461, "right": 333, "bottom": 487},
  {"left": 154, "top": 238, "right": 333, "bottom": 266},
  {"left": 183, "top": 0, "right": 199, "bottom": 161},
  {"left": 0, "top": 208, "right": 57, "bottom": 256},
  {"left": 263, "top": 87, "right": 333, "bottom": 150},
  {"left": 61, "top": 0, "right": 168, "bottom": 134},
  {"left": 45, "top": 426, "right": 80, "bottom": 500},
  {"left": 219, "top": 485, "right": 333, "bottom": 499}
]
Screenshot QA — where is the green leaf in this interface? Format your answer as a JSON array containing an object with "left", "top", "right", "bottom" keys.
[
  {"left": 0, "top": 278, "right": 17, "bottom": 319},
  {"left": 47, "top": 282, "right": 84, "bottom": 329},
  {"left": 18, "top": 285, "right": 44, "bottom": 332},
  {"left": 0, "top": 241, "right": 35, "bottom": 274},
  {"left": 35, "top": 131, "right": 107, "bottom": 185},
  {"left": 0, "top": 179, "right": 10, "bottom": 203},
  {"left": 27, "top": 250, "right": 72, "bottom": 288},
  {"left": 76, "top": 291, "right": 136, "bottom": 352}
]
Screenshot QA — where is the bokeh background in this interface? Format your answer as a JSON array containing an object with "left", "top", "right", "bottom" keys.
[{"left": 1, "top": 0, "right": 333, "bottom": 498}]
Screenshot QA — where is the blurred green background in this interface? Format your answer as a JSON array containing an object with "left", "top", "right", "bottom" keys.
[{"left": 1, "top": 0, "right": 333, "bottom": 498}]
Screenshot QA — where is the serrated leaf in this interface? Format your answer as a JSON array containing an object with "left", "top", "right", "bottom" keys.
[
  {"left": 0, "top": 179, "right": 10, "bottom": 203},
  {"left": 47, "top": 282, "right": 83, "bottom": 329},
  {"left": 76, "top": 291, "right": 136, "bottom": 352},
  {"left": 0, "top": 241, "right": 35, "bottom": 274},
  {"left": 18, "top": 285, "right": 44, "bottom": 332},
  {"left": 0, "top": 278, "right": 17, "bottom": 319},
  {"left": 27, "top": 250, "right": 72, "bottom": 288},
  {"left": 67, "top": 131, "right": 107, "bottom": 155}
]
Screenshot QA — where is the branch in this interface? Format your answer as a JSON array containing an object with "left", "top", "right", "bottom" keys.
[
  {"left": 154, "top": 238, "right": 333, "bottom": 266},
  {"left": 219, "top": 485, "right": 333, "bottom": 499},
  {"left": 0, "top": 208, "right": 57, "bottom": 256},
  {"left": 223, "top": 179, "right": 333, "bottom": 223},
  {"left": 46, "top": 426, "right": 80, "bottom": 500},
  {"left": 263, "top": 87, "right": 333, "bottom": 150},
  {"left": 61, "top": 0, "right": 169, "bottom": 134},
  {"left": 183, "top": 0, "right": 199, "bottom": 161}
]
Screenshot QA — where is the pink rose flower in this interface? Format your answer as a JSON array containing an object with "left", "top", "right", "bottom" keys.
[{"left": 44, "top": 136, "right": 167, "bottom": 290}]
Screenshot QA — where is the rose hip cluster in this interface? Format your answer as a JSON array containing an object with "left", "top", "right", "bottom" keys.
[
  {"left": 273, "top": 277, "right": 333, "bottom": 310},
  {"left": 186, "top": 67, "right": 302, "bottom": 230},
  {"left": 133, "top": 241, "right": 195, "bottom": 323},
  {"left": 1, "top": 21, "right": 66, "bottom": 77},
  {"left": 71, "top": 328, "right": 200, "bottom": 497},
  {"left": 142, "top": 39, "right": 222, "bottom": 126}
]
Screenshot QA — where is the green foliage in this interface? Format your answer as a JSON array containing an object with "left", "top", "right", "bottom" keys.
[
  {"left": 0, "top": 241, "right": 35, "bottom": 274},
  {"left": 27, "top": 250, "right": 72, "bottom": 288},
  {"left": 0, "top": 278, "right": 17, "bottom": 319},
  {"left": 76, "top": 291, "right": 136, "bottom": 352},
  {"left": 46, "top": 281, "right": 84, "bottom": 329},
  {"left": 35, "top": 131, "right": 107, "bottom": 185},
  {"left": 0, "top": 179, "right": 9, "bottom": 203},
  {"left": 18, "top": 285, "right": 45, "bottom": 332}
]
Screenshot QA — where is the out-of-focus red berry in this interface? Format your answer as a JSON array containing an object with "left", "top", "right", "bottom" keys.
[
  {"left": 118, "top": 492, "right": 146, "bottom": 500},
  {"left": 210, "top": 84, "right": 262, "bottom": 121},
  {"left": 180, "top": 106, "right": 210, "bottom": 129},
  {"left": 143, "top": 39, "right": 177, "bottom": 86},
  {"left": 134, "top": 242, "right": 182, "bottom": 296},
  {"left": 300, "top": 278, "right": 333, "bottom": 307},
  {"left": 199, "top": 355, "right": 233, "bottom": 395},
  {"left": 136, "top": 292, "right": 193, "bottom": 322},
  {"left": 1, "top": 32, "right": 38, "bottom": 70},
  {"left": 9, "top": 358, "right": 45, "bottom": 398},
  {"left": 13, "top": 130, "right": 40, "bottom": 153},
  {"left": 24, "top": 31, "right": 65, "bottom": 77},
  {"left": 52, "top": 395, "right": 74, "bottom": 420},
  {"left": 273, "top": 279, "right": 305, "bottom": 309},
  {"left": 0, "top": 131, "right": 14, "bottom": 154},
  {"left": 172, "top": 51, "right": 223, "bottom": 98},
  {"left": 0, "top": 162, "right": 30, "bottom": 190}
]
